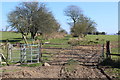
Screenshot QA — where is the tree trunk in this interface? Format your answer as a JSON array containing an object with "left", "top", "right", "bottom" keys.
[
  {"left": 22, "top": 34, "right": 28, "bottom": 44},
  {"left": 31, "top": 32, "right": 36, "bottom": 39}
]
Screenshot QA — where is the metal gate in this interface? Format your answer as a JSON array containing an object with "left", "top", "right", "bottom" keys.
[
  {"left": 8, "top": 44, "right": 40, "bottom": 63},
  {"left": 20, "top": 44, "right": 40, "bottom": 63}
]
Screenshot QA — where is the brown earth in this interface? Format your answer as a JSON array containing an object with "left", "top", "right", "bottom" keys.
[
  {"left": 1, "top": 45, "right": 109, "bottom": 79},
  {"left": 1, "top": 65, "right": 107, "bottom": 79}
]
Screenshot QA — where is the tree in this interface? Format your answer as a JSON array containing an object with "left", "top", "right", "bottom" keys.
[
  {"left": 64, "top": 5, "right": 96, "bottom": 37},
  {"left": 59, "top": 28, "right": 67, "bottom": 34},
  {"left": 64, "top": 5, "right": 82, "bottom": 27},
  {"left": 8, "top": 2, "right": 60, "bottom": 39},
  {"left": 71, "top": 14, "right": 97, "bottom": 37},
  {"left": 101, "top": 32, "right": 106, "bottom": 35},
  {"left": 8, "top": 6, "right": 30, "bottom": 43},
  {"left": 117, "top": 31, "right": 120, "bottom": 35}
]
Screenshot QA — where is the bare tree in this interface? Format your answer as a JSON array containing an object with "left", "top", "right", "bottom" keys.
[{"left": 64, "top": 5, "right": 82, "bottom": 27}]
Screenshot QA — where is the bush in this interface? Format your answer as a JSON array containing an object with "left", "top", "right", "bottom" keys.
[
  {"left": 68, "top": 38, "right": 99, "bottom": 46},
  {"left": 68, "top": 39, "right": 80, "bottom": 46}
]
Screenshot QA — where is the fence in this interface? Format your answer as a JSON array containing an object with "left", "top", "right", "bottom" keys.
[
  {"left": 41, "top": 43, "right": 104, "bottom": 66},
  {"left": 1, "top": 42, "right": 106, "bottom": 65},
  {"left": 106, "top": 41, "right": 120, "bottom": 59},
  {"left": 6, "top": 43, "right": 41, "bottom": 64}
]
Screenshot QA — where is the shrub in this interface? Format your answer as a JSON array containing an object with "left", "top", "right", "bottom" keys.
[{"left": 68, "top": 39, "right": 80, "bottom": 46}]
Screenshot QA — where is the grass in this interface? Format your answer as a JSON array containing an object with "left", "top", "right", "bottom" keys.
[
  {"left": 0, "top": 31, "right": 23, "bottom": 43},
  {"left": 41, "top": 54, "right": 53, "bottom": 62},
  {"left": 100, "top": 58, "right": 120, "bottom": 78},
  {"left": 1, "top": 31, "right": 118, "bottom": 43},
  {"left": 0, "top": 31, "right": 31, "bottom": 43},
  {"left": 43, "top": 44, "right": 70, "bottom": 48},
  {"left": 21, "top": 63, "right": 43, "bottom": 67},
  {"left": 1, "top": 31, "right": 22, "bottom": 40},
  {"left": 85, "top": 35, "right": 119, "bottom": 59},
  {"left": 11, "top": 49, "right": 21, "bottom": 62},
  {"left": 42, "top": 35, "right": 71, "bottom": 48},
  {"left": 1, "top": 32, "right": 119, "bottom": 78},
  {"left": 48, "top": 35, "right": 71, "bottom": 44},
  {"left": 1, "top": 32, "right": 119, "bottom": 56},
  {"left": 85, "top": 35, "right": 118, "bottom": 43},
  {"left": 64, "top": 59, "right": 79, "bottom": 72},
  {"left": 1, "top": 32, "right": 119, "bottom": 62}
]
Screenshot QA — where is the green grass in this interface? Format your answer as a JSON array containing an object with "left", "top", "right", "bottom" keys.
[
  {"left": 0, "top": 31, "right": 31, "bottom": 43},
  {"left": 42, "top": 35, "right": 71, "bottom": 48},
  {"left": 51, "top": 36, "right": 70, "bottom": 43},
  {"left": 43, "top": 35, "right": 71, "bottom": 44},
  {"left": 1, "top": 31, "right": 119, "bottom": 77},
  {"left": 1, "top": 32, "right": 119, "bottom": 62},
  {"left": 85, "top": 35, "right": 118, "bottom": 43},
  {"left": 1, "top": 32, "right": 119, "bottom": 55},
  {"left": 43, "top": 44, "right": 70, "bottom": 48},
  {"left": 1, "top": 31, "right": 118, "bottom": 45},
  {"left": 41, "top": 54, "right": 53, "bottom": 62},
  {"left": 1, "top": 31, "right": 22, "bottom": 40},
  {"left": 85, "top": 35, "right": 119, "bottom": 58},
  {"left": 1, "top": 31, "right": 22, "bottom": 43}
]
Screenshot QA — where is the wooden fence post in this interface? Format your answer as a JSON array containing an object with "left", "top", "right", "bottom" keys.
[
  {"left": 8, "top": 44, "right": 12, "bottom": 61},
  {"left": 102, "top": 44, "right": 105, "bottom": 59},
  {"left": 0, "top": 54, "right": 2, "bottom": 65},
  {"left": 20, "top": 44, "right": 22, "bottom": 63},
  {"left": 38, "top": 40, "right": 42, "bottom": 62},
  {"left": 106, "top": 41, "right": 111, "bottom": 58}
]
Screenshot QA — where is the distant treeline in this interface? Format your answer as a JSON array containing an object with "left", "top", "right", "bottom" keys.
[
  {"left": 117, "top": 31, "right": 120, "bottom": 35},
  {"left": 87, "top": 32, "right": 106, "bottom": 35}
]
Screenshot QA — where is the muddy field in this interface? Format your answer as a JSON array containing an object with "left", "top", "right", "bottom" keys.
[
  {"left": 1, "top": 45, "right": 111, "bottom": 79},
  {"left": 2, "top": 65, "right": 107, "bottom": 79}
]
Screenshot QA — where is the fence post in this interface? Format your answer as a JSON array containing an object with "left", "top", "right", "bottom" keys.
[
  {"left": 20, "top": 44, "right": 26, "bottom": 63},
  {"left": 37, "top": 40, "right": 41, "bottom": 62},
  {"left": 106, "top": 41, "right": 111, "bottom": 58},
  {"left": 39, "top": 42, "right": 42, "bottom": 62},
  {"left": 0, "top": 54, "right": 2, "bottom": 65},
  {"left": 8, "top": 44, "right": 12, "bottom": 61},
  {"left": 102, "top": 44, "right": 105, "bottom": 59},
  {"left": 20, "top": 44, "right": 22, "bottom": 63}
]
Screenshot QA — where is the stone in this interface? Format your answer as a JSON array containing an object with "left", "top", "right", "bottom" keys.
[
  {"left": 43, "top": 62, "right": 50, "bottom": 66},
  {"left": 44, "top": 42, "right": 50, "bottom": 44},
  {"left": 1, "top": 62, "right": 6, "bottom": 64}
]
